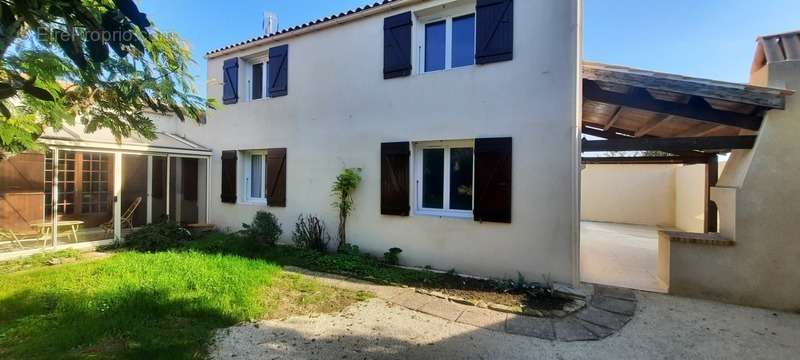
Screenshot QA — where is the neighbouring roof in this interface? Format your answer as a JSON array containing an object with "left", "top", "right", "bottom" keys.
[
  {"left": 206, "top": 0, "right": 403, "bottom": 57},
  {"left": 39, "top": 123, "right": 211, "bottom": 156},
  {"left": 752, "top": 30, "right": 800, "bottom": 73},
  {"left": 582, "top": 62, "right": 793, "bottom": 141}
]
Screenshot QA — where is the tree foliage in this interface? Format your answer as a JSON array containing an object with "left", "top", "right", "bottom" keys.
[
  {"left": 331, "top": 167, "right": 361, "bottom": 250},
  {"left": 0, "top": 0, "right": 215, "bottom": 154}
]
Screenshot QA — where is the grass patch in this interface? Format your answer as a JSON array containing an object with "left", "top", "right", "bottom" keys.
[
  {"left": 0, "top": 249, "right": 82, "bottom": 274},
  {"left": 0, "top": 250, "right": 367, "bottom": 359},
  {"left": 186, "top": 232, "right": 559, "bottom": 309}
]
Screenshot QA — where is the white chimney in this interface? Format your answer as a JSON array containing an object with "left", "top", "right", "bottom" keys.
[{"left": 263, "top": 12, "right": 278, "bottom": 35}]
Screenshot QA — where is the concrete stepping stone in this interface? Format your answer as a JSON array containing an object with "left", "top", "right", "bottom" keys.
[
  {"left": 554, "top": 318, "right": 600, "bottom": 342},
  {"left": 592, "top": 295, "right": 637, "bottom": 316},
  {"left": 576, "top": 306, "right": 631, "bottom": 331},
  {"left": 578, "top": 319, "right": 616, "bottom": 339},
  {"left": 388, "top": 292, "right": 434, "bottom": 310},
  {"left": 418, "top": 298, "right": 466, "bottom": 321},
  {"left": 595, "top": 285, "right": 636, "bottom": 302},
  {"left": 505, "top": 314, "right": 555, "bottom": 340},
  {"left": 456, "top": 309, "right": 507, "bottom": 332}
]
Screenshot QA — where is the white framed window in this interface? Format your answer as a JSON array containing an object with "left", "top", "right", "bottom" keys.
[
  {"left": 414, "top": 140, "right": 474, "bottom": 218},
  {"left": 245, "top": 57, "right": 269, "bottom": 101},
  {"left": 417, "top": 6, "right": 476, "bottom": 73},
  {"left": 243, "top": 150, "right": 267, "bottom": 203}
]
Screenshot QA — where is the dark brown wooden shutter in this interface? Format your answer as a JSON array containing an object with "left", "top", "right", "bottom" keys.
[
  {"left": 475, "top": 0, "right": 513, "bottom": 65},
  {"left": 222, "top": 58, "right": 239, "bottom": 104},
  {"left": 383, "top": 12, "right": 412, "bottom": 79},
  {"left": 268, "top": 45, "right": 288, "bottom": 97},
  {"left": 381, "top": 142, "right": 410, "bottom": 216},
  {"left": 220, "top": 150, "right": 237, "bottom": 203},
  {"left": 266, "top": 148, "right": 286, "bottom": 207},
  {"left": 474, "top": 137, "right": 512, "bottom": 223}
]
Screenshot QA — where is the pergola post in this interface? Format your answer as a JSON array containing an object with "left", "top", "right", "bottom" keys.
[{"left": 705, "top": 154, "right": 719, "bottom": 233}]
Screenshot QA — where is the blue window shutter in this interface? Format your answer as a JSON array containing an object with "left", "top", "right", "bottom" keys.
[
  {"left": 222, "top": 58, "right": 239, "bottom": 104},
  {"left": 383, "top": 12, "right": 412, "bottom": 79},
  {"left": 268, "top": 45, "right": 288, "bottom": 97},
  {"left": 475, "top": 0, "right": 513, "bottom": 65}
]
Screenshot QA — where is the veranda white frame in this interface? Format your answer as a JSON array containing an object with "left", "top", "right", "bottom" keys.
[{"left": 33, "top": 139, "right": 212, "bottom": 249}]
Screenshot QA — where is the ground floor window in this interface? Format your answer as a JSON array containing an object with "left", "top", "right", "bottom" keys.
[
  {"left": 414, "top": 140, "right": 474, "bottom": 217},
  {"left": 243, "top": 151, "right": 267, "bottom": 203}
]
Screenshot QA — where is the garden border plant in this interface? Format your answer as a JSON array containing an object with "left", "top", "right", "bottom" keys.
[{"left": 331, "top": 167, "right": 361, "bottom": 251}]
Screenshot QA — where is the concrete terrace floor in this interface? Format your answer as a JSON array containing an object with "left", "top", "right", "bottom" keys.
[
  {"left": 211, "top": 288, "right": 800, "bottom": 360},
  {"left": 580, "top": 221, "right": 668, "bottom": 293}
]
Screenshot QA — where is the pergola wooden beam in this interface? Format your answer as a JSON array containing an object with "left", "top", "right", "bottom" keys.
[
  {"left": 634, "top": 115, "right": 673, "bottom": 137},
  {"left": 583, "top": 64, "right": 788, "bottom": 109},
  {"left": 582, "top": 155, "right": 710, "bottom": 165},
  {"left": 677, "top": 123, "right": 726, "bottom": 137},
  {"left": 705, "top": 155, "right": 719, "bottom": 233},
  {"left": 582, "top": 124, "right": 708, "bottom": 157},
  {"left": 582, "top": 135, "right": 757, "bottom": 152},
  {"left": 603, "top": 106, "right": 624, "bottom": 131},
  {"left": 583, "top": 79, "right": 764, "bottom": 131}
]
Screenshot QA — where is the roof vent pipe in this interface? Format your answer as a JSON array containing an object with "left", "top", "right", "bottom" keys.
[{"left": 263, "top": 12, "right": 278, "bottom": 35}]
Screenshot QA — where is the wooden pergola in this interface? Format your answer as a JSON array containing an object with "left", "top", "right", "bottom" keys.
[{"left": 581, "top": 62, "right": 793, "bottom": 233}]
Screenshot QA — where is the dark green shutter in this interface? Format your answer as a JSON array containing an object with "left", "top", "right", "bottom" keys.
[
  {"left": 475, "top": 0, "right": 513, "bottom": 64},
  {"left": 268, "top": 45, "right": 288, "bottom": 97},
  {"left": 473, "top": 137, "right": 512, "bottom": 223},
  {"left": 222, "top": 58, "right": 239, "bottom": 104},
  {"left": 383, "top": 12, "right": 413, "bottom": 79},
  {"left": 220, "top": 150, "right": 237, "bottom": 203},
  {"left": 381, "top": 142, "right": 410, "bottom": 216},
  {"left": 266, "top": 148, "right": 286, "bottom": 207}
]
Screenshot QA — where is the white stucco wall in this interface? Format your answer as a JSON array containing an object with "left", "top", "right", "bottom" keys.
[
  {"left": 581, "top": 164, "right": 677, "bottom": 227},
  {"left": 674, "top": 164, "right": 707, "bottom": 233},
  {"left": 668, "top": 61, "right": 800, "bottom": 311},
  {"left": 173, "top": 0, "right": 581, "bottom": 283}
]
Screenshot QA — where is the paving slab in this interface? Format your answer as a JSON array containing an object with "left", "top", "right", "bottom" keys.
[
  {"left": 592, "top": 295, "right": 637, "bottom": 316},
  {"left": 505, "top": 314, "right": 555, "bottom": 340},
  {"left": 388, "top": 292, "right": 434, "bottom": 310},
  {"left": 576, "top": 306, "right": 631, "bottom": 331},
  {"left": 578, "top": 319, "right": 616, "bottom": 339},
  {"left": 456, "top": 309, "right": 507, "bottom": 332},
  {"left": 418, "top": 298, "right": 467, "bottom": 321},
  {"left": 554, "top": 317, "right": 599, "bottom": 342},
  {"left": 595, "top": 285, "right": 637, "bottom": 302}
]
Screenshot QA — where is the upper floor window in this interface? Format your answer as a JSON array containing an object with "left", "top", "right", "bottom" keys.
[
  {"left": 245, "top": 59, "right": 269, "bottom": 101},
  {"left": 421, "top": 12, "right": 475, "bottom": 72}
]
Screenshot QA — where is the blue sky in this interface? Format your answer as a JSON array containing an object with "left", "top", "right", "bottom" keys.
[{"left": 139, "top": 0, "right": 800, "bottom": 97}]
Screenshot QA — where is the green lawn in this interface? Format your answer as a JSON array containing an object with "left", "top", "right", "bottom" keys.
[{"left": 0, "top": 250, "right": 369, "bottom": 359}]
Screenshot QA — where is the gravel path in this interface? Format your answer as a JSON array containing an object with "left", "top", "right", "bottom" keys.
[{"left": 210, "top": 273, "right": 800, "bottom": 359}]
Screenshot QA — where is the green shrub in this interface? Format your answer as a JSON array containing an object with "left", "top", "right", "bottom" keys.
[
  {"left": 292, "top": 214, "right": 331, "bottom": 252},
  {"left": 241, "top": 211, "right": 282, "bottom": 248},
  {"left": 124, "top": 220, "right": 192, "bottom": 251},
  {"left": 331, "top": 167, "right": 362, "bottom": 250},
  {"left": 337, "top": 243, "right": 361, "bottom": 256},
  {"left": 383, "top": 247, "right": 402, "bottom": 265}
]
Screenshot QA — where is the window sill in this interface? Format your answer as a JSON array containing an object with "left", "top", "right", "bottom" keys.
[
  {"left": 414, "top": 209, "right": 473, "bottom": 220},
  {"left": 238, "top": 200, "right": 267, "bottom": 207},
  {"left": 418, "top": 64, "right": 476, "bottom": 76}
]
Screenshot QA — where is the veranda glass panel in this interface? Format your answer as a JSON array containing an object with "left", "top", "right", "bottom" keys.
[
  {"left": 169, "top": 157, "right": 203, "bottom": 225},
  {"left": 449, "top": 147, "right": 473, "bottom": 210},
  {"left": 0, "top": 152, "right": 48, "bottom": 253},
  {"left": 121, "top": 154, "right": 149, "bottom": 237},
  {"left": 422, "top": 148, "right": 444, "bottom": 209},
  {"left": 47, "top": 151, "right": 116, "bottom": 244}
]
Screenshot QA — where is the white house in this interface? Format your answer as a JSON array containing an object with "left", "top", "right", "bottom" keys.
[
  {"left": 3, "top": 1, "right": 799, "bottom": 312},
  {"left": 177, "top": 0, "right": 583, "bottom": 284}
]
